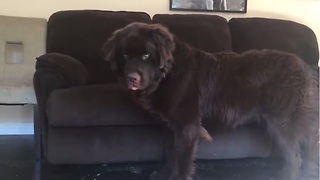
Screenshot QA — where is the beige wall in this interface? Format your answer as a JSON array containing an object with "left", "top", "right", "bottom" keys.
[
  {"left": 1, "top": 0, "right": 319, "bottom": 46},
  {"left": 1, "top": 0, "right": 319, "bottom": 53}
]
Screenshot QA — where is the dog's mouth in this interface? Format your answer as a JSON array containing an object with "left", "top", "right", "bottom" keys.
[{"left": 127, "top": 82, "right": 140, "bottom": 90}]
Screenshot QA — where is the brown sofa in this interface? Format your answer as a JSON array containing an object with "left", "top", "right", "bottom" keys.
[{"left": 33, "top": 10, "right": 319, "bottom": 164}]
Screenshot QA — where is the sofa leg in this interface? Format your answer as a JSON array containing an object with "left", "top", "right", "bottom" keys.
[
  {"left": 34, "top": 160, "right": 41, "bottom": 180},
  {"left": 33, "top": 105, "right": 41, "bottom": 161}
]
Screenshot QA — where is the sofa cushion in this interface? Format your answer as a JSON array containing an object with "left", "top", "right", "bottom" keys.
[
  {"left": 229, "top": 18, "right": 319, "bottom": 66},
  {"left": 47, "top": 10, "right": 152, "bottom": 84},
  {"left": 197, "top": 125, "right": 272, "bottom": 159},
  {"left": 45, "top": 125, "right": 272, "bottom": 164},
  {"left": 46, "top": 126, "right": 165, "bottom": 164},
  {"left": 47, "top": 84, "right": 157, "bottom": 127},
  {"left": 152, "top": 14, "right": 232, "bottom": 53}
]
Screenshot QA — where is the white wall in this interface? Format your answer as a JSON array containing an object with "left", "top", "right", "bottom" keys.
[
  {"left": 0, "top": 0, "right": 319, "bottom": 134},
  {"left": 0, "top": 0, "right": 319, "bottom": 44}
]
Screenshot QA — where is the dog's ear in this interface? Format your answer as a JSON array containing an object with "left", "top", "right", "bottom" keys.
[
  {"left": 150, "top": 24, "right": 175, "bottom": 71},
  {"left": 101, "top": 29, "right": 123, "bottom": 70}
]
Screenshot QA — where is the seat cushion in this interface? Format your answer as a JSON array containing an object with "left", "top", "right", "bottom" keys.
[
  {"left": 197, "top": 125, "right": 272, "bottom": 159},
  {"left": 152, "top": 14, "right": 232, "bottom": 53},
  {"left": 46, "top": 126, "right": 165, "bottom": 164},
  {"left": 45, "top": 125, "right": 272, "bottom": 164},
  {"left": 47, "top": 84, "right": 157, "bottom": 127}
]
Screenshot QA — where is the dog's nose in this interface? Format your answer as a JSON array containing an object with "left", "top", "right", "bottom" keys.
[
  {"left": 127, "top": 72, "right": 141, "bottom": 83},
  {"left": 127, "top": 76, "right": 137, "bottom": 83}
]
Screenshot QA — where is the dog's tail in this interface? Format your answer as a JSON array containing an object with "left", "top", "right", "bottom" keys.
[{"left": 200, "top": 126, "right": 213, "bottom": 141}]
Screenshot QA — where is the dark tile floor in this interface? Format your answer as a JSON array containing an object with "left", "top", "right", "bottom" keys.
[{"left": 0, "top": 135, "right": 291, "bottom": 180}]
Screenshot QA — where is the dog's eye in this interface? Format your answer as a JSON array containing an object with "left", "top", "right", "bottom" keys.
[
  {"left": 123, "top": 54, "right": 129, "bottom": 60},
  {"left": 142, "top": 54, "right": 150, "bottom": 61}
]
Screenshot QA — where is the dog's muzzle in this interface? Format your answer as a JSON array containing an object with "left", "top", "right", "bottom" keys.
[{"left": 126, "top": 72, "right": 141, "bottom": 90}]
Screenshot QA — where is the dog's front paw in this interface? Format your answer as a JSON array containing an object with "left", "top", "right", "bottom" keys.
[
  {"left": 150, "top": 170, "right": 169, "bottom": 180},
  {"left": 168, "top": 175, "right": 193, "bottom": 180},
  {"left": 150, "top": 171, "right": 193, "bottom": 180}
]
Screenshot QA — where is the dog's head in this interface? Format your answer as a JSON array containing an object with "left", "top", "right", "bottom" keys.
[{"left": 102, "top": 22, "right": 175, "bottom": 93}]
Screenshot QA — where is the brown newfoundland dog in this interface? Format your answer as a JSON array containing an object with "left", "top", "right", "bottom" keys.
[{"left": 102, "top": 22, "right": 319, "bottom": 180}]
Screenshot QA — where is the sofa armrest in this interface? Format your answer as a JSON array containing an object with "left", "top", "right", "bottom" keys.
[
  {"left": 34, "top": 52, "right": 89, "bottom": 117},
  {"left": 33, "top": 53, "right": 89, "bottom": 159},
  {"left": 35, "top": 53, "right": 88, "bottom": 86},
  {"left": 34, "top": 52, "right": 89, "bottom": 115}
]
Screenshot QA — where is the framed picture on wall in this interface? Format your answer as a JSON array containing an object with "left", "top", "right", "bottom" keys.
[{"left": 170, "top": 0, "right": 247, "bottom": 13}]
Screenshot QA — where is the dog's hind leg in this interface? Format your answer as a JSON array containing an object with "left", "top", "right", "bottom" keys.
[
  {"left": 299, "top": 111, "right": 319, "bottom": 179},
  {"left": 266, "top": 117, "right": 302, "bottom": 180},
  {"left": 300, "top": 83, "right": 319, "bottom": 180},
  {"left": 301, "top": 131, "right": 319, "bottom": 180}
]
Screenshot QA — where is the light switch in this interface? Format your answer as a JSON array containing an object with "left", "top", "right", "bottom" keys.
[{"left": 5, "top": 42, "right": 24, "bottom": 64}]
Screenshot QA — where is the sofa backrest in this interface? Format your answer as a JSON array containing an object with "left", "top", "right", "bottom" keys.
[
  {"left": 46, "top": 10, "right": 152, "bottom": 84},
  {"left": 229, "top": 18, "right": 319, "bottom": 66},
  {"left": 46, "top": 11, "right": 319, "bottom": 84},
  {"left": 153, "top": 14, "right": 232, "bottom": 53}
]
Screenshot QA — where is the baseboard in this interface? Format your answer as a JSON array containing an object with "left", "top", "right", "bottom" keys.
[{"left": 0, "top": 123, "right": 34, "bottom": 135}]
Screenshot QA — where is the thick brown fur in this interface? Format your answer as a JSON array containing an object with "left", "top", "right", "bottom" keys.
[{"left": 102, "top": 22, "right": 319, "bottom": 180}]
